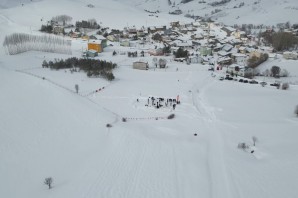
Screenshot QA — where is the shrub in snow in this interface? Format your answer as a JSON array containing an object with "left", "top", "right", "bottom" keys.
[
  {"left": 43, "top": 57, "right": 116, "bottom": 81},
  {"left": 44, "top": 177, "right": 53, "bottom": 189},
  {"left": 167, "top": 114, "right": 175, "bottom": 119},
  {"left": 238, "top": 142, "right": 249, "bottom": 150},
  {"left": 122, "top": 118, "right": 127, "bottom": 122},
  {"left": 271, "top": 66, "right": 281, "bottom": 78},
  {"left": 281, "top": 83, "right": 289, "bottom": 90},
  {"left": 75, "top": 84, "right": 79, "bottom": 93},
  {"left": 106, "top": 124, "right": 112, "bottom": 128}
]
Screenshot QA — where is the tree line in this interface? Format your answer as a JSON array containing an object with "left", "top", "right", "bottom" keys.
[
  {"left": 262, "top": 31, "right": 298, "bottom": 51},
  {"left": 3, "top": 33, "right": 71, "bottom": 55},
  {"left": 42, "top": 57, "right": 116, "bottom": 81},
  {"left": 75, "top": 19, "right": 100, "bottom": 29}
]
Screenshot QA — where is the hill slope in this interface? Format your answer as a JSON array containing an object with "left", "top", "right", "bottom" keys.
[{"left": 1, "top": 1, "right": 298, "bottom": 198}]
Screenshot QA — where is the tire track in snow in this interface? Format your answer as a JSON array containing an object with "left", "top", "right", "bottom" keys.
[{"left": 191, "top": 76, "right": 239, "bottom": 198}]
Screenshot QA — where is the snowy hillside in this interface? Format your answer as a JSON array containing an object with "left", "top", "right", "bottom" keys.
[
  {"left": 117, "top": 0, "right": 298, "bottom": 26},
  {"left": 1, "top": 0, "right": 298, "bottom": 198}
]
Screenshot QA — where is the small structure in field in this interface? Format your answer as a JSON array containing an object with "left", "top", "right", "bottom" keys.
[{"left": 133, "top": 61, "right": 149, "bottom": 70}]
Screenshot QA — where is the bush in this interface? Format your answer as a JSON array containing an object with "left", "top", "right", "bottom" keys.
[
  {"left": 40, "top": 25, "right": 53, "bottom": 33},
  {"left": 271, "top": 66, "right": 281, "bottom": 77},
  {"left": 295, "top": 105, "right": 298, "bottom": 117},
  {"left": 43, "top": 57, "right": 117, "bottom": 81},
  {"left": 174, "top": 48, "right": 188, "bottom": 58},
  {"left": 167, "top": 114, "right": 175, "bottom": 119},
  {"left": 281, "top": 83, "right": 289, "bottom": 90},
  {"left": 238, "top": 142, "right": 249, "bottom": 150}
]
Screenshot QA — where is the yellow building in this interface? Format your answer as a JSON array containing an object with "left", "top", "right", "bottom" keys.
[{"left": 88, "top": 40, "right": 102, "bottom": 53}]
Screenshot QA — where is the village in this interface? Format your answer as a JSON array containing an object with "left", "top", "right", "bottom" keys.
[
  {"left": 42, "top": 14, "right": 298, "bottom": 85},
  {"left": 2, "top": 1, "right": 298, "bottom": 198}
]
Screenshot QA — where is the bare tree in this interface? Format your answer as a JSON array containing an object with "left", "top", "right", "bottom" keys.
[
  {"left": 75, "top": 84, "right": 79, "bottom": 93},
  {"left": 3, "top": 33, "right": 72, "bottom": 55},
  {"left": 252, "top": 136, "right": 258, "bottom": 146},
  {"left": 52, "top": 15, "right": 72, "bottom": 26},
  {"left": 44, "top": 177, "right": 53, "bottom": 189}
]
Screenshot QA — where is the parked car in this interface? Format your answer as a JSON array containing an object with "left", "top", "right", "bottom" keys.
[
  {"left": 270, "top": 83, "right": 280, "bottom": 87},
  {"left": 239, "top": 79, "right": 244, "bottom": 82},
  {"left": 249, "top": 80, "right": 258, "bottom": 84}
]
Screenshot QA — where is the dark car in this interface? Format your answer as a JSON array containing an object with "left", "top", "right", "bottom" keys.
[
  {"left": 270, "top": 83, "right": 280, "bottom": 87},
  {"left": 249, "top": 80, "right": 258, "bottom": 84}
]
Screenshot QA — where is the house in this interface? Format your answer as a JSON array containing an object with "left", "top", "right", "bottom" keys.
[
  {"left": 128, "top": 27, "right": 137, "bottom": 34},
  {"left": 107, "top": 35, "right": 118, "bottom": 42},
  {"left": 85, "top": 49, "right": 98, "bottom": 57},
  {"left": 81, "top": 35, "right": 89, "bottom": 40},
  {"left": 217, "top": 56, "right": 232, "bottom": 65},
  {"left": 199, "top": 46, "right": 212, "bottom": 56},
  {"left": 133, "top": 61, "right": 149, "bottom": 70},
  {"left": 217, "top": 50, "right": 232, "bottom": 57},
  {"left": 171, "top": 21, "right": 180, "bottom": 28},
  {"left": 148, "top": 48, "right": 164, "bottom": 56},
  {"left": 221, "top": 26, "right": 236, "bottom": 36},
  {"left": 238, "top": 46, "right": 247, "bottom": 54},
  {"left": 187, "top": 55, "right": 202, "bottom": 64},
  {"left": 176, "top": 41, "right": 193, "bottom": 49},
  {"left": 156, "top": 26, "right": 166, "bottom": 32},
  {"left": 232, "top": 30, "right": 246, "bottom": 39},
  {"left": 70, "top": 31, "right": 82, "bottom": 38},
  {"left": 283, "top": 51, "right": 298, "bottom": 60},
  {"left": 222, "top": 44, "right": 233, "bottom": 52},
  {"left": 227, "top": 64, "right": 245, "bottom": 76},
  {"left": 137, "top": 30, "right": 146, "bottom": 37},
  {"left": 148, "top": 26, "right": 157, "bottom": 34},
  {"left": 88, "top": 40, "right": 103, "bottom": 53},
  {"left": 120, "top": 39, "right": 130, "bottom": 47},
  {"left": 231, "top": 53, "right": 247, "bottom": 66},
  {"left": 89, "top": 35, "right": 107, "bottom": 48}
]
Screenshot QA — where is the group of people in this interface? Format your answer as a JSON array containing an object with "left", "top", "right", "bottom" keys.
[{"left": 142, "top": 96, "right": 180, "bottom": 110}]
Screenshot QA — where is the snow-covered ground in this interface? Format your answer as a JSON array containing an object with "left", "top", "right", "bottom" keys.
[{"left": 1, "top": 1, "right": 298, "bottom": 198}]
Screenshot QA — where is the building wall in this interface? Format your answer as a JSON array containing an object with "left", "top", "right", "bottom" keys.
[{"left": 88, "top": 43, "right": 102, "bottom": 53}]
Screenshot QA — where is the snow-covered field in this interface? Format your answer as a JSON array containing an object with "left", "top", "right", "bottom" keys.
[{"left": 1, "top": 1, "right": 298, "bottom": 198}]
